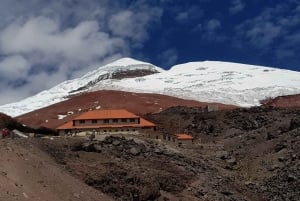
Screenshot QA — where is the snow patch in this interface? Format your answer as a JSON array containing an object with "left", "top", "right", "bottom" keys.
[{"left": 58, "top": 115, "right": 68, "bottom": 120}]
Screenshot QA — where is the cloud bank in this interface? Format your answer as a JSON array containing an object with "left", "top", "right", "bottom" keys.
[{"left": 0, "top": 0, "right": 163, "bottom": 105}]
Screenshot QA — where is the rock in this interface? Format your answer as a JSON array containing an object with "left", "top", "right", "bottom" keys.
[
  {"left": 112, "top": 140, "right": 121, "bottom": 146},
  {"left": 1, "top": 171, "right": 7, "bottom": 176},
  {"left": 274, "top": 143, "right": 288, "bottom": 152},
  {"left": 73, "top": 193, "right": 80, "bottom": 198},
  {"left": 268, "top": 164, "right": 280, "bottom": 171},
  {"left": 154, "top": 148, "right": 163, "bottom": 155},
  {"left": 22, "top": 192, "right": 29, "bottom": 198},
  {"left": 81, "top": 142, "right": 94, "bottom": 151},
  {"left": 226, "top": 157, "right": 237, "bottom": 166},
  {"left": 290, "top": 118, "right": 300, "bottom": 130},
  {"left": 291, "top": 154, "right": 297, "bottom": 161},
  {"left": 216, "top": 151, "right": 229, "bottom": 160},
  {"left": 278, "top": 156, "right": 286, "bottom": 162},
  {"left": 129, "top": 147, "right": 141, "bottom": 156},
  {"left": 93, "top": 144, "right": 102, "bottom": 152},
  {"left": 221, "top": 190, "right": 233, "bottom": 196},
  {"left": 244, "top": 181, "right": 255, "bottom": 186},
  {"left": 287, "top": 174, "right": 297, "bottom": 182}
]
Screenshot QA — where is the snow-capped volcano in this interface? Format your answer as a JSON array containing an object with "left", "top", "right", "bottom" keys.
[
  {"left": 1, "top": 58, "right": 300, "bottom": 117},
  {"left": 0, "top": 58, "right": 163, "bottom": 117},
  {"left": 94, "top": 61, "right": 300, "bottom": 107}
]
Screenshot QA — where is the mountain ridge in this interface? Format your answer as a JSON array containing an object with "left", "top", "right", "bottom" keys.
[{"left": 1, "top": 57, "right": 300, "bottom": 117}]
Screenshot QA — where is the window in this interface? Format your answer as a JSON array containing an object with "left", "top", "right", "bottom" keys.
[
  {"left": 129, "top": 118, "right": 135, "bottom": 123},
  {"left": 113, "top": 119, "right": 118, "bottom": 123},
  {"left": 79, "top": 120, "right": 85, "bottom": 124},
  {"left": 92, "top": 119, "right": 97, "bottom": 124},
  {"left": 104, "top": 119, "right": 109, "bottom": 123},
  {"left": 121, "top": 119, "right": 127, "bottom": 123}
]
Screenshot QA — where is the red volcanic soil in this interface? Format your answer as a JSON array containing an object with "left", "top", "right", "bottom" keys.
[
  {"left": 261, "top": 94, "right": 300, "bottom": 108},
  {"left": 16, "top": 90, "right": 237, "bottom": 129}
]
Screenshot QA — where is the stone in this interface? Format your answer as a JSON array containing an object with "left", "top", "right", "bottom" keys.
[
  {"left": 112, "top": 140, "right": 121, "bottom": 146},
  {"left": 93, "top": 144, "right": 102, "bottom": 152},
  {"left": 287, "top": 174, "right": 297, "bottom": 182},
  {"left": 278, "top": 156, "right": 286, "bottom": 162},
  {"left": 154, "top": 148, "right": 163, "bottom": 154},
  {"left": 73, "top": 193, "right": 80, "bottom": 198},
  {"left": 216, "top": 151, "right": 229, "bottom": 160},
  {"left": 226, "top": 157, "right": 237, "bottom": 166},
  {"left": 269, "top": 164, "right": 280, "bottom": 171},
  {"left": 130, "top": 147, "right": 141, "bottom": 156}
]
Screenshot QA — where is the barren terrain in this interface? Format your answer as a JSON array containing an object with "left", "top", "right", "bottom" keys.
[
  {"left": 1, "top": 104, "right": 299, "bottom": 201},
  {"left": 16, "top": 90, "right": 236, "bottom": 129}
]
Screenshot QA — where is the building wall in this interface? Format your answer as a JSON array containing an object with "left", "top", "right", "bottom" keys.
[
  {"left": 74, "top": 118, "right": 139, "bottom": 126},
  {"left": 176, "top": 139, "right": 194, "bottom": 146},
  {"left": 58, "top": 126, "right": 155, "bottom": 136}
]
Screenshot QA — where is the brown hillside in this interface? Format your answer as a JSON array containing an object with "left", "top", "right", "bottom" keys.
[
  {"left": 261, "top": 94, "right": 300, "bottom": 108},
  {"left": 16, "top": 90, "right": 237, "bottom": 129}
]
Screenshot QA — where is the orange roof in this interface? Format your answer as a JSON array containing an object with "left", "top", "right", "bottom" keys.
[
  {"left": 176, "top": 134, "right": 193, "bottom": 140},
  {"left": 74, "top": 109, "right": 139, "bottom": 120},
  {"left": 57, "top": 109, "right": 156, "bottom": 130}
]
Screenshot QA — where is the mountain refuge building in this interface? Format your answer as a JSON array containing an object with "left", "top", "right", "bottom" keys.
[{"left": 57, "top": 109, "right": 156, "bottom": 136}]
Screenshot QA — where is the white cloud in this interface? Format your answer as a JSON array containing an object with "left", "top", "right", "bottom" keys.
[
  {"left": 235, "top": 2, "right": 300, "bottom": 50},
  {"left": 229, "top": 0, "right": 245, "bottom": 14},
  {"left": 0, "top": 17, "right": 126, "bottom": 63},
  {"left": 0, "top": 55, "right": 29, "bottom": 80},
  {"left": 108, "top": 10, "right": 152, "bottom": 42},
  {"left": 0, "top": 1, "right": 163, "bottom": 105}
]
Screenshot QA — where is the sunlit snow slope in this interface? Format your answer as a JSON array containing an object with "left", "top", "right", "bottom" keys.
[
  {"left": 94, "top": 61, "right": 300, "bottom": 107},
  {"left": 0, "top": 58, "right": 163, "bottom": 117},
  {"left": 1, "top": 58, "right": 300, "bottom": 117}
]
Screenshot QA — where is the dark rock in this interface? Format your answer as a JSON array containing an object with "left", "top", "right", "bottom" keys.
[
  {"left": 226, "top": 158, "right": 237, "bottom": 166},
  {"left": 154, "top": 148, "right": 163, "bottom": 155},
  {"left": 274, "top": 143, "right": 288, "bottom": 152},
  {"left": 287, "top": 174, "right": 297, "bottom": 182},
  {"left": 268, "top": 164, "right": 280, "bottom": 171},
  {"left": 221, "top": 190, "right": 233, "bottom": 196},
  {"left": 93, "top": 144, "right": 102, "bottom": 152},
  {"left": 216, "top": 151, "right": 229, "bottom": 160},
  {"left": 290, "top": 118, "right": 300, "bottom": 130},
  {"left": 112, "top": 140, "right": 121, "bottom": 146}
]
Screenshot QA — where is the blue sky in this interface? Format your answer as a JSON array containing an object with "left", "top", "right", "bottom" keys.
[{"left": 0, "top": 0, "right": 299, "bottom": 104}]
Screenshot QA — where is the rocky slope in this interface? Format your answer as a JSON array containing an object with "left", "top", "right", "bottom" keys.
[
  {"left": 0, "top": 105, "right": 299, "bottom": 200},
  {"left": 145, "top": 106, "right": 300, "bottom": 200},
  {"left": 0, "top": 113, "right": 55, "bottom": 135},
  {"left": 0, "top": 138, "right": 113, "bottom": 201}
]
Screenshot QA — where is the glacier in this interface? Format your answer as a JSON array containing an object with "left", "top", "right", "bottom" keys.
[{"left": 0, "top": 58, "right": 300, "bottom": 117}]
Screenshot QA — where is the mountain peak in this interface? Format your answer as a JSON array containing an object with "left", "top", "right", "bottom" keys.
[
  {"left": 104, "top": 57, "right": 153, "bottom": 68},
  {"left": 1, "top": 59, "right": 300, "bottom": 117}
]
